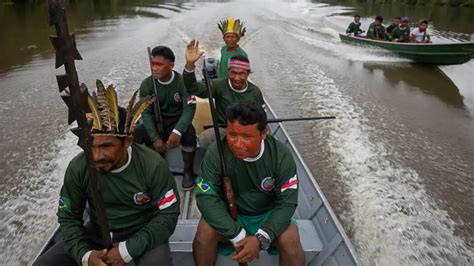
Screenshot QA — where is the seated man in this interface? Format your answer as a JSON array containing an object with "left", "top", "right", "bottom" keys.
[
  {"left": 183, "top": 39, "right": 265, "bottom": 149},
  {"left": 193, "top": 101, "right": 304, "bottom": 266},
  {"left": 391, "top": 16, "right": 411, "bottom": 42},
  {"left": 367, "top": 16, "right": 386, "bottom": 41},
  {"left": 34, "top": 83, "right": 179, "bottom": 266},
  {"left": 411, "top": 19, "right": 432, "bottom": 43},
  {"left": 135, "top": 46, "right": 197, "bottom": 189},
  {"left": 218, "top": 18, "right": 249, "bottom": 79},
  {"left": 386, "top": 16, "right": 401, "bottom": 40},
  {"left": 346, "top": 14, "right": 364, "bottom": 36}
]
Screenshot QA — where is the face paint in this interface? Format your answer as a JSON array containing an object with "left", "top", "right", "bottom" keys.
[{"left": 226, "top": 121, "right": 267, "bottom": 159}]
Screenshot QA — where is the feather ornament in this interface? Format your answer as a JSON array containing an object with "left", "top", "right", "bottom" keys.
[
  {"left": 105, "top": 84, "right": 119, "bottom": 131},
  {"left": 128, "top": 96, "right": 155, "bottom": 134},
  {"left": 87, "top": 94, "right": 103, "bottom": 131},
  {"left": 95, "top": 80, "right": 112, "bottom": 131},
  {"left": 124, "top": 89, "right": 139, "bottom": 134}
]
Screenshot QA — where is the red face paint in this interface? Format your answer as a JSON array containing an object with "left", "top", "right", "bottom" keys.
[{"left": 226, "top": 121, "right": 266, "bottom": 160}]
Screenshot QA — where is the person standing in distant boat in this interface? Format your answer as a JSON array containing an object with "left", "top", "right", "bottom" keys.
[
  {"left": 391, "top": 16, "right": 411, "bottom": 42},
  {"left": 217, "top": 18, "right": 249, "bottom": 79},
  {"left": 411, "top": 19, "right": 432, "bottom": 43},
  {"left": 386, "top": 16, "right": 401, "bottom": 41},
  {"left": 367, "top": 16, "right": 386, "bottom": 41},
  {"left": 346, "top": 14, "right": 364, "bottom": 36}
]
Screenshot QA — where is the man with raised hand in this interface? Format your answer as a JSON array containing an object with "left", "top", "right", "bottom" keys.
[{"left": 183, "top": 39, "right": 265, "bottom": 149}]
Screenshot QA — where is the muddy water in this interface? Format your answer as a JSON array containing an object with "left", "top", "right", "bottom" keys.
[{"left": 0, "top": 0, "right": 473, "bottom": 265}]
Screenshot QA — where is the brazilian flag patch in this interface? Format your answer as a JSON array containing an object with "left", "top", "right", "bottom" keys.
[
  {"left": 196, "top": 176, "right": 216, "bottom": 195},
  {"left": 58, "top": 196, "right": 72, "bottom": 213}
]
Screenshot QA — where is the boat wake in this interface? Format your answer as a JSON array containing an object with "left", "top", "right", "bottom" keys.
[{"left": 294, "top": 63, "right": 474, "bottom": 265}]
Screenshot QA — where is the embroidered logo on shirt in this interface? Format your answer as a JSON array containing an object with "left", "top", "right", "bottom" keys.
[
  {"left": 196, "top": 176, "right": 216, "bottom": 195},
  {"left": 281, "top": 175, "right": 298, "bottom": 192},
  {"left": 58, "top": 196, "right": 71, "bottom": 213},
  {"left": 174, "top": 93, "right": 182, "bottom": 102},
  {"left": 260, "top": 176, "right": 275, "bottom": 191},
  {"left": 156, "top": 189, "right": 177, "bottom": 210},
  {"left": 187, "top": 95, "right": 197, "bottom": 105},
  {"left": 133, "top": 192, "right": 151, "bottom": 205}
]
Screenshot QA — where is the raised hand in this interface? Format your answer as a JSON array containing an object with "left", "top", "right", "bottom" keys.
[{"left": 185, "top": 39, "right": 204, "bottom": 70}]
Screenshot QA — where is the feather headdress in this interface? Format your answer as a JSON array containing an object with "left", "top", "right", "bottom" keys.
[
  {"left": 218, "top": 18, "right": 246, "bottom": 37},
  {"left": 86, "top": 80, "right": 155, "bottom": 136}
]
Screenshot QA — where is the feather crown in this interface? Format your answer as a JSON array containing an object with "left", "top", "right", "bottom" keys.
[
  {"left": 218, "top": 18, "right": 246, "bottom": 37},
  {"left": 86, "top": 80, "right": 155, "bottom": 136}
]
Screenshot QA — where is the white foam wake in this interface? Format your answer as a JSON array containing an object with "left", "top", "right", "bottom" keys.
[{"left": 297, "top": 63, "right": 474, "bottom": 265}]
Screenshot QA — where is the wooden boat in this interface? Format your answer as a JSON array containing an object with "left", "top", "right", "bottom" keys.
[
  {"left": 32, "top": 99, "right": 360, "bottom": 265},
  {"left": 339, "top": 34, "right": 474, "bottom": 65}
]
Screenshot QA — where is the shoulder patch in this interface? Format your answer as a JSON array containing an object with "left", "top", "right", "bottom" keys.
[
  {"left": 196, "top": 176, "right": 216, "bottom": 195},
  {"left": 58, "top": 196, "right": 71, "bottom": 213},
  {"left": 156, "top": 189, "right": 177, "bottom": 210},
  {"left": 281, "top": 175, "right": 298, "bottom": 192}
]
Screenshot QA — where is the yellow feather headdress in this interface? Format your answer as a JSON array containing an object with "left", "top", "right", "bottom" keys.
[
  {"left": 86, "top": 80, "right": 155, "bottom": 136},
  {"left": 218, "top": 18, "right": 246, "bottom": 37}
]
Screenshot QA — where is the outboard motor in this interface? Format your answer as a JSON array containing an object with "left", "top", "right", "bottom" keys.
[{"left": 202, "top": 58, "right": 219, "bottom": 79}]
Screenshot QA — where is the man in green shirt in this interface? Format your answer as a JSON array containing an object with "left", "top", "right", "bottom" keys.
[
  {"left": 346, "top": 14, "right": 364, "bottom": 36},
  {"left": 183, "top": 39, "right": 265, "bottom": 149},
  {"left": 391, "top": 16, "right": 411, "bottom": 42},
  {"left": 386, "top": 16, "right": 401, "bottom": 41},
  {"left": 34, "top": 83, "right": 179, "bottom": 266},
  {"left": 135, "top": 46, "right": 197, "bottom": 189},
  {"left": 193, "top": 101, "right": 304, "bottom": 266},
  {"left": 217, "top": 18, "right": 248, "bottom": 79},
  {"left": 367, "top": 16, "right": 386, "bottom": 41}
]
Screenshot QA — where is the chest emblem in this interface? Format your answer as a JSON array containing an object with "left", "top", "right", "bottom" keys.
[
  {"left": 260, "top": 177, "right": 275, "bottom": 191},
  {"left": 174, "top": 93, "right": 182, "bottom": 102},
  {"left": 133, "top": 192, "right": 151, "bottom": 205}
]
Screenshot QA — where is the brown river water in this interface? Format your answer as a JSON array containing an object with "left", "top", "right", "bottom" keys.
[{"left": 0, "top": 0, "right": 473, "bottom": 265}]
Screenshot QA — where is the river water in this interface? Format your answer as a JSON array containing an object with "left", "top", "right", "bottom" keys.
[{"left": 0, "top": 0, "right": 473, "bottom": 265}]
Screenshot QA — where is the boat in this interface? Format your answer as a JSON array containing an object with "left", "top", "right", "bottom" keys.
[
  {"left": 339, "top": 34, "right": 474, "bottom": 65},
  {"left": 32, "top": 99, "right": 360, "bottom": 265}
]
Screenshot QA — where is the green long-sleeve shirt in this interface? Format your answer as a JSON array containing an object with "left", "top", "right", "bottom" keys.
[
  {"left": 57, "top": 143, "right": 180, "bottom": 264},
  {"left": 139, "top": 71, "right": 196, "bottom": 142},
  {"left": 346, "top": 22, "right": 363, "bottom": 34},
  {"left": 196, "top": 135, "right": 299, "bottom": 241},
  {"left": 367, "top": 22, "right": 387, "bottom": 40},
  {"left": 391, "top": 26, "right": 411, "bottom": 42},
  {"left": 218, "top": 46, "right": 248, "bottom": 79},
  {"left": 182, "top": 69, "right": 264, "bottom": 125}
]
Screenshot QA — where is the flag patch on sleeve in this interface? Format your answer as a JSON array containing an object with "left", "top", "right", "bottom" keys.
[
  {"left": 196, "top": 176, "right": 216, "bottom": 195},
  {"left": 281, "top": 175, "right": 298, "bottom": 192},
  {"left": 157, "top": 189, "right": 177, "bottom": 210},
  {"left": 187, "top": 95, "right": 197, "bottom": 105}
]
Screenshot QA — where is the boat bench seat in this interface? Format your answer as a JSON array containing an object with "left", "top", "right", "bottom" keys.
[{"left": 169, "top": 219, "right": 323, "bottom": 265}]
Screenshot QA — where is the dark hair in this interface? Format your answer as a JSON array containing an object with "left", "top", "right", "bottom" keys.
[
  {"left": 151, "top": 46, "right": 175, "bottom": 62},
  {"left": 226, "top": 101, "right": 267, "bottom": 132},
  {"left": 354, "top": 14, "right": 360, "bottom": 18},
  {"left": 229, "top": 54, "right": 249, "bottom": 63},
  {"left": 375, "top": 16, "right": 383, "bottom": 22},
  {"left": 395, "top": 16, "right": 401, "bottom": 20}
]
